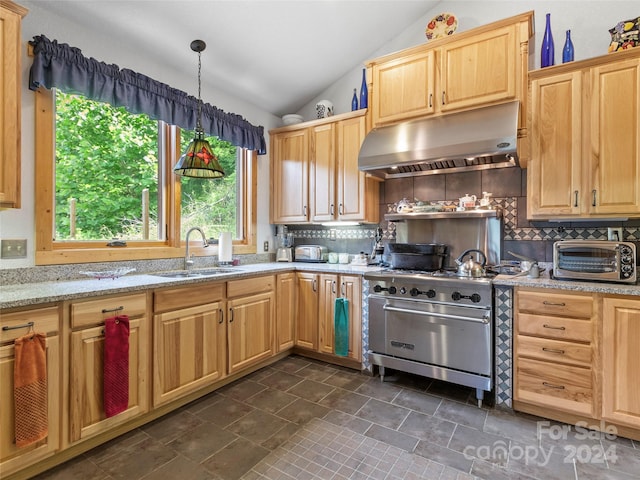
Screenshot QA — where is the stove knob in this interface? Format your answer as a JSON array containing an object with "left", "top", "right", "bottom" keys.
[
  {"left": 373, "top": 285, "right": 383, "bottom": 293},
  {"left": 399, "top": 287, "right": 407, "bottom": 295},
  {"left": 451, "top": 291, "right": 461, "bottom": 301},
  {"left": 410, "top": 288, "right": 420, "bottom": 297},
  {"left": 388, "top": 286, "right": 397, "bottom": 295},
  {"left": 471, "top": 293, "right": 481, "bottom": 303},
  {"left": 426, "top": 289, "right": 436, "bottom": 298}
]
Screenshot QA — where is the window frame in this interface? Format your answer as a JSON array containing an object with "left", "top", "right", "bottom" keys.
[{"left": 34, "top": 87, "right": 257, "bottom": 265}]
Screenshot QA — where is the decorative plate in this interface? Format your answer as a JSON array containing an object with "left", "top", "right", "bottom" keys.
[
  {"left": 80, "top": 268, "right": 136, "bottom": 280},
  {"left": 426, "top": 13, "right": 458, "bottom": 40}
]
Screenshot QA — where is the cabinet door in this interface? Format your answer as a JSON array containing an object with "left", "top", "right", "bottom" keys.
[
  {"left": 271, "top": 129, "right": 309, "bottom": 223},
  {"left": 0, "top": 1, "right": 27, "bottom": 208},
  {"left": 318, "top": 274, "right": 339, "bottom": 354},
  {"left": 276, "top": 273, "right": 296, "bottom": 352},
  {"left": 310, "top": 123, "right": 335, "bottom": 222},
  {"left": 340, "top": 275, "right": 362, "bottom": 361},
  {"left": 70, "top": 317, "right": 148, "bottom": 442},
  {"left": 602, "top": 296, "right": 640, "bottom": 429},
  {"left": 295, "top": 272, "right": 318, "bottom": 350},
  {"left": 589, "top": 58, "right": 640, "bottom": 215},
  {"left": 440, "top": 25, "right": 516, "bottom": 112},
  {"left": 152, "top": 302, "right": 225, "bottom": 407},
  {"left": 337, "top": 115, "right": 376, "bottom": 222},
  {"left": 227, "top": 291, "right": 275, "bottom": 374},
  {"left": 528, "top": 72, "right": 583, "bottom": 218},
  {"left": 372, "top": 50, "right": 436, "bottom": 125},
  {"left": 0, "top": 336, "right": 60, "bottom": 476}
]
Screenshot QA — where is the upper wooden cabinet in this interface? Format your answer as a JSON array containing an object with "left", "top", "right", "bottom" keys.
[
  {"left": 528, "top": 48, "right": 640, "bottom": 219},
  {"left": 0, "top": 0, "right": 28, "bottom": 209},
  {"left": 366, "top": 11, "right": 532, "bottom": 159},
  {"left": 270, "top": 110, "right": 379, "bottom": 224}
]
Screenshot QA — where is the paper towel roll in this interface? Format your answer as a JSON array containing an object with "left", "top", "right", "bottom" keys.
[{"left": 218, "top": 232, "right": 233, "bottom": 263}]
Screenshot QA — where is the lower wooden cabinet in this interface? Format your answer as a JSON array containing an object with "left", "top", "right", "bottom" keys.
[
  {"left": 152, "top": 283, "right": 226, "bottom": 407},
  {"left": 227, "top": 276, "right": 276, "bottom": 374},
  {"left": 296, "top": 272, "right": 362, "bottom": 363},
  {"left": 276, "top": 273, "right": 296, "bottom": 352},
  {"left": 69, "top": 293, "right": 149, "bottom": 443},
  {"left": 602, "top": 295, "right": 640, "bottom": 430},
  {"left": 0, "top": 306, "right": 60, "bottom": 477}
]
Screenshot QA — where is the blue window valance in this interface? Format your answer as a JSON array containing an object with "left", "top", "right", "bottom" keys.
[{"left": 28, "top": 35, "right": 266, "bottom": 154}]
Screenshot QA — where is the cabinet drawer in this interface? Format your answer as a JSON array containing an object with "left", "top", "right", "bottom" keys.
[
  {"left": 516, "top": 357, "right": 592, "bottom": 415},
  {"left": 71, "top": 293, "right": 147, "bottom": 328},
  {"left": 154, "top": 282, "right": 224, "bottom": 313},
  {"left": 1, "top": 306, "right": 60, "bottom": 343},
  {"left": 517, "top": 313, "right": 592, "bottom": 342},
  {"left": 227, "top": 275, "right": 274, "bottom": 298},
  {"left": 517, "top": 290, "right": 593, "bottom": 319},
  {"left": 516, "top": 335, "right": 592, "bottom": 367}
]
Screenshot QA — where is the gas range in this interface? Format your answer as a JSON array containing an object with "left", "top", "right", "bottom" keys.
[{"left": 365, "top": 268, "right": 495, "bottom": 308}]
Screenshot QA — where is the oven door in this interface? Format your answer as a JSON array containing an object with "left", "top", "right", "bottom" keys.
[{"left": 369, "top": 295, "right": 492, "bottom": 376}]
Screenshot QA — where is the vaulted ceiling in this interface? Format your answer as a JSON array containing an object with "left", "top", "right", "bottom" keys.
[{"left": 29, "top": 0, "right": 441, "bottom": 116}]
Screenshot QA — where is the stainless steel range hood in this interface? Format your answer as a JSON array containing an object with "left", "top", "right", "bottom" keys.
[{"left": 358, "top": 101, "right": 520, "bottom": 179}]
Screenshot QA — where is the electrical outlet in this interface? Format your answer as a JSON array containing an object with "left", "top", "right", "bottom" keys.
[
  {"left": 1, "top": 239, "right": 27, "bottom": 259},
  {"left": 607, "top": 227, "right": 623, "bottom": 241},
  {"left": 263, "top": 241, "right": 269, "bottom": 252},
  {"left": 329, "top": 229, "right": 337, "bottom": 240}
]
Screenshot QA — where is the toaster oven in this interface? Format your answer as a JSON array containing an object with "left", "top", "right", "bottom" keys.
[{"left": 553, "top": 240, "right": 637, "bottom": 284}]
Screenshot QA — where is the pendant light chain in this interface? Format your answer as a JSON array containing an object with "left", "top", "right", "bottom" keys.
[{"left": 196, "top": 49, "right": 203, "bottom": 131}]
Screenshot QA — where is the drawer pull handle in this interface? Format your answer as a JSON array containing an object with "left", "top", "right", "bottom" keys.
[
  {"left": 542, "top": 347, "right": 565, "bottom": 355},
  {"left": 219, "top": 309, "right": 224, "bottom": 324},
  {"left": 543, "top": 324, "right": 566, "bottom": 330},
  {"left": 542, "top": 382, "right": 565, "bottom": 390},
  {"left": 542, "top": 301, "right": 566, "bottom": 307},
  {"left": 102, "top": 306, "right": 124, "bottom": 314},
  {"left": 2, "top": 321, "right": 34, "bottom": 332}
]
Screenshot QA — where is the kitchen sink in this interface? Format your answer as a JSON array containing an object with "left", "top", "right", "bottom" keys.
[{"left": 151, "top": 268, "right": 238, "bottom": 278}]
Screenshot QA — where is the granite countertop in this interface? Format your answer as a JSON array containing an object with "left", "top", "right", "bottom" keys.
[
  {"left": 493, "top": 266, "right": 640, "bottom": 297},
  {"left": 0, "top": 262, "right": 384, "bottom": 310}
]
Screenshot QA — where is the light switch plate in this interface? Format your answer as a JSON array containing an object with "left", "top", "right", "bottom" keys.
[
  {"left": 607, "top": 227, "right": 623, "bottom": 241},
  {"left": 1, "top": 239, "right": 27, "bottom": 259}
]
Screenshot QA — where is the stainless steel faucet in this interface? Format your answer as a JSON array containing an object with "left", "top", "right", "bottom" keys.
[{"left": 184, "top": 227, "right": 208, "bottom": 271}]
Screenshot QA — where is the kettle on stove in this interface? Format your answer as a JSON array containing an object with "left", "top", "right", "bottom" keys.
[{"left": 455, "top": 249, "right": 487, "bottom": 277}]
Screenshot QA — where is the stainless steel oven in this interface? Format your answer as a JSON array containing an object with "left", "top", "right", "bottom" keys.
[{"left": 366, "top": 271, "right": 494, "bottom": 407}]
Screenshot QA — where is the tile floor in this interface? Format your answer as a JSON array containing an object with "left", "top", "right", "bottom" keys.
[{"left": 35, "top": 355, "right": 640, "bottom": 480}]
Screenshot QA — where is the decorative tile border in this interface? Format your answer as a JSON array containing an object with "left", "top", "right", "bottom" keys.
[
  {"left": 361, "top": 279, "right": 371, "bottom": 373},
  {"left": 494, "top": 285, "right": 513, "bottom": 407}
]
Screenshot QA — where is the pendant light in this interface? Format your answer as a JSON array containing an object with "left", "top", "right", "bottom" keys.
[{"left": 173, "top": 40, "right": 225, "bottom": 178}]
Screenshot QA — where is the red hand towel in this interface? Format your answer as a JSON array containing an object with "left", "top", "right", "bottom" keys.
[
  {"left": 14, "top": 333, "right": 48, "bottom": 448},
  {"left": 103, "top": 315, "right": 129, "bottom": 418}
]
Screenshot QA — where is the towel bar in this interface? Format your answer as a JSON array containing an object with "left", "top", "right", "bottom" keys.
[
  {"left": 2, "top": 321, "right": 34, "bottom": 331},
  {"left": 101, "top": 306, "right": 124, "bottom": 314}
]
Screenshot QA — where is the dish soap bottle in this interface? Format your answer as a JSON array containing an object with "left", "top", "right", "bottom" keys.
[{"left": 351, "top": 88, "right": 358, "bottom": 111}]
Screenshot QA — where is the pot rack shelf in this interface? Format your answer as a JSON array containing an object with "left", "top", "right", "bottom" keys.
[{"left": 385, "top": 208, "right": 501, "bottom": 222}]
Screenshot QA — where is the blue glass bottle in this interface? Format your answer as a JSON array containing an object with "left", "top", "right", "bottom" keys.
[
  {"left": 359, "top": 68, "right": 368, "bottom": 109},
  {"left": 541, "top": 13, "right": 555, "bottom": 67},
  {"left": 351, "top": 88, "right": 358, "bottom": 111},
  {"left": 562, "top": 30, "right": 574, "bottom": 63}
]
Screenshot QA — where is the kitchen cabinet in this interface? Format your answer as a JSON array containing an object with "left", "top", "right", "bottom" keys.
[
  {"left": 270, "top": 110, "right": 379, "bottom": 224},
  {"left": 0, "top": 306, "right": 60, "bottom": 477},
  {"left": 152, "top": 283, "right": 226, "bottom": 407},
  {"left": 366, "top": 11, "right": 532, "bottom": 160},
  {"left": 601, "top": 295, "right": 640, "bottom": 430},
  {"left": 528, "top": 48, "right": 640, "bottom": 219},
  {"left": 69, "top": 293, "right": 149, "bottom": 443},
  {"left": 295, "top": 272, "right": 319, "bottom": 350},
  {"left": 0, "top": 0, "right": 27, "bottom": 209},
  {"left": 514, "top": 288, "right": 596, "bottom": 417},
  {"left": 276, "top": 272, "right": 296, "bottom": 352},
  {"left": 226, "top": 276, "right": 275, "bottom": 374},
  {"left": 296, "top": 272, "right": 362, "bottom": 363}
]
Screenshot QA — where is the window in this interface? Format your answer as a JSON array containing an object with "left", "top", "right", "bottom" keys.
[{"left": 34, "top": 88, "right": 256, "bottom": 265}]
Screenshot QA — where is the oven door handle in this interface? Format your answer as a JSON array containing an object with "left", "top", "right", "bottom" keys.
[{"left": 382, "top": 305, "right": 490, "bottom": 324}]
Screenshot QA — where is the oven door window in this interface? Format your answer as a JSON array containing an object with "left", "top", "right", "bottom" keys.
[{"left": 557, "top": 247, "right": 617, "bottom": 273}]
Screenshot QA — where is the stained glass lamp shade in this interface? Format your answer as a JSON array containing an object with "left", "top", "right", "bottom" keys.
[{"left": 174, "top": 40, "right": 225, "bottom": 178}]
